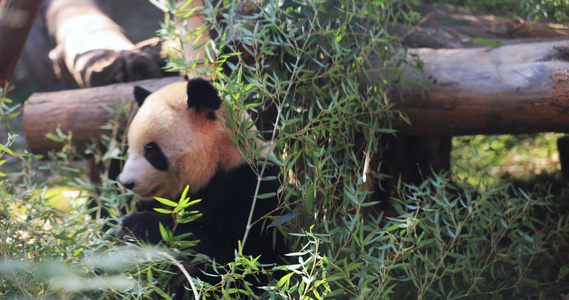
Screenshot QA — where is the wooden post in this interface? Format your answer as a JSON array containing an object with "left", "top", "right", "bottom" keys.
[{"left": 0, "top": 0, "right": 44, "bottom": 87}]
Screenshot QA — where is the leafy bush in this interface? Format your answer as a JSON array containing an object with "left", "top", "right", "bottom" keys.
[{"left": 2, "top": 0, "right": 569, "bottom": 299}]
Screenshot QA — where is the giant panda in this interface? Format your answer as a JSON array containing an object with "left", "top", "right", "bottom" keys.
[{"left": 115, "top": 78, "right": 286, "bottom": 297}]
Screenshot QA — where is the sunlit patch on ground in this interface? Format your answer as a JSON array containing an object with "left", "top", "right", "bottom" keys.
[{"left": 45, "top": 186, "right": 86, "bottom": 213}]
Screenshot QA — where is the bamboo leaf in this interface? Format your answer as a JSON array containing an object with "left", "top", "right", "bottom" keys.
[
  {"left": 154, "top": 197, "right": 178, "bottom": 208},
  {"left": 268, "top": 213, "right": 300, "bottom": 228},
  {"left": 472, "top": 38, "right": 501, "bottom": 48}
]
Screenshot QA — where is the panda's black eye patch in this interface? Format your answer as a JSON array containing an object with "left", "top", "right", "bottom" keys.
[
  {"left": 144, "top": 142, "right": 159, "bottom": 157},
  {"left": 144, "top": 142, "right": 168, "bottom": 171}
]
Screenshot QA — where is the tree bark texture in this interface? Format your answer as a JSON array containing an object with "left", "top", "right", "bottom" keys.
[
  {"left": 45, "top": 0, "right": 162, "bottom": 87},
  {"left": 23, "top": 77, "right": 183, "bottom": 155},
  {"left": 387, "top": 39, "right": 569, "bottom": 136},
  {"left": 0, "top": 0, "right": 44, "bottom": 87}
]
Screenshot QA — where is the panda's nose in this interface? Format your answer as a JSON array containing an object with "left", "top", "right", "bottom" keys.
[{"left": 123, "top": 181, "right": 135, "bottom": 190}]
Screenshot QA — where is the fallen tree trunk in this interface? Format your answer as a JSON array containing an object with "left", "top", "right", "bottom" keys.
[
  {"left": 23, "top": 77, "right": 183, "bottom": 155},
  {"left": 388, "top": 39, "right": 569, "bottom": 136},
  {"left": 45, "top": 0, "right": 162, "bottom": 87}
]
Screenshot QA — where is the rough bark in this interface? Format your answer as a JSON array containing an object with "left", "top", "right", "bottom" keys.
[
  {"left": 383, "top": 39, "right": 569, "bottom": 136},
  {"left": 45, "top": 0, "right": 162, "bottom": 87},
  {"left": 23, "top": 77, "right": 183, "bottom": 155},
  {"left": 0, "top": 0, "right": 44, "bottom": 87}
]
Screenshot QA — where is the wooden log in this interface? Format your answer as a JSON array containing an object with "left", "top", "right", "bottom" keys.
[
  {"left": 45, "top": 0, "right": 162, "bottom": 87},
  {"left": 383, "top": 39, "right": 569, "bottom": 136},
  {"left": 23, "top": 77, "right": 183, "bottom": 155},
  {"left": 0, "top": 0, "right": 43, "bottom": 87},
  {"left": 24, "top": 40, "right": 569, "bottom": 154}
]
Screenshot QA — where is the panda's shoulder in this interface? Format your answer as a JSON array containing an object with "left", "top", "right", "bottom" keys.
[
  {"left": 204, "top": 162, "right": 260, "bottom": 194},
  {"left": 223, "top": 160, "right": 280, "bottom": 187},
  {"left": 196, "top": 160, "right": 280, "bottom": 200}
]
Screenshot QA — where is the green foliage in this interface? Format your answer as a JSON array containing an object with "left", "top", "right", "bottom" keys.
[
  {"left": 0, "top": 94, "right": 205, "bottom": 299},
  {"left": 2, "top": 0, "right": 569, "bottom": 299},
  {"left": 472, "top": 38, "right": 502, "bottom": 48},
  {"left": 453, "top": 133, "right": 562, "bottom": 186},
  {"left": 155, "top": 186, "right": 202, "bottom": 249}
]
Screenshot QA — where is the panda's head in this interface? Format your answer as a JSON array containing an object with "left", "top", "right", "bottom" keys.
[{"left": 120, "top": 78, "right": 246, "bottom": 201}]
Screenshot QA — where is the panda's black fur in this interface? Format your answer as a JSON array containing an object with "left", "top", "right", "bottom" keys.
[
  {"left": 115, "top": 78, "right": 286, "bottom": 298},
  {"left": 116, "top": 161, "right": 284, "bottom": 264}
]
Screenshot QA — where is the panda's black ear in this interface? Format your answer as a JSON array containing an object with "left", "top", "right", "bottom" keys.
[
  {"left": 186, "top": 78, "right": 222, "bottom": 112},
  {"left": 134, "top": 86, "right": 152, "bottom": 107}
]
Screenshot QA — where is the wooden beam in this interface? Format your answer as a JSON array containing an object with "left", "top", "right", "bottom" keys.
[{"left": 384, "top": 40, "right": 569, "bottom": 136}]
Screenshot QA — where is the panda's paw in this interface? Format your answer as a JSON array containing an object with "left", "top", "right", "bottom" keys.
[{"left": 115, "top": 211, "right": 173, "bottom": 245}]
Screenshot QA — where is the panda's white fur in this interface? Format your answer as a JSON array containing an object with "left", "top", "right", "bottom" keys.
[{"left": 121, "top": 80, "right": 253, "bottom": 201}]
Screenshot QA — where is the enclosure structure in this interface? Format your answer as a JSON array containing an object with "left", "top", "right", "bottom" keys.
[{"left": 16, "top": 0, "right": 569, "bottom": 209}]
